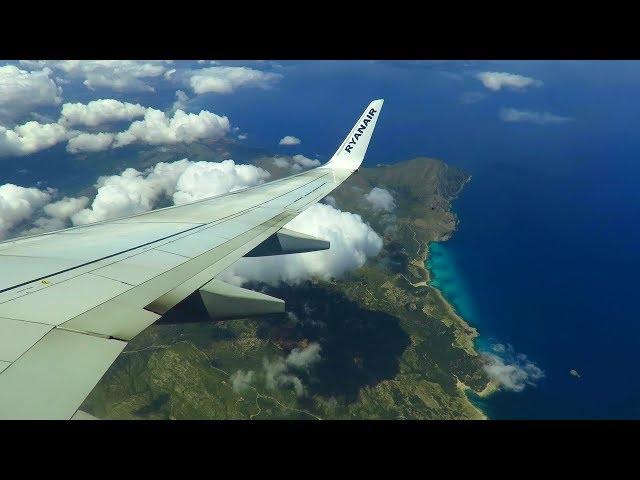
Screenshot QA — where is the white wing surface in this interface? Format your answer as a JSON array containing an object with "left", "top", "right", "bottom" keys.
[{"left": 0, "top": 99, "right": 384, "bottom": 419}]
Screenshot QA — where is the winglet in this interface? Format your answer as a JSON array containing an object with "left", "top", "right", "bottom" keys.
[{"left": 321, "top": 99, "right": 384, "bottom": 171}]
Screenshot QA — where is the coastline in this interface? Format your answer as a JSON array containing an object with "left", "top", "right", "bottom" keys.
[{"left": 421, "top": 172, "right": 498, "bottom": 418}]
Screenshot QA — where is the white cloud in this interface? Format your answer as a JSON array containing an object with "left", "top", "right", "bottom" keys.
[
  {"left": 0, "top": 121, "right": 69, "bottom": 157},
  {"left": 170, "top": 90, "right": 189, "bottom": 113},
  {"left": 500, "top": 108, "right": 573, "bottom": 125},
  {"left": 482, "top": 343, "right": 545, "bottom": 392},
  {"left": 113, "top": 108, "right": 230, "bottom": 148},
  {"left": 364, "top": 187, "right": 395, "bottom": 212},
  {"left": 71, "top": 160, "right": 191, "bottom": 225},
  {"left": 172, "top": 160, "right": 270, "bottom": 205},
  {"left": 59, "top": 99, "right": 147, "bottom": 127},
  {"left": 0, "top": 183, "right": 52, "bottom": 238},
  {"left": 43, "top": 196, "right": 90, "bottom": 220},
  {"left": 237, "top": 134, "right": 247, "bottom": 140},
  {"left": 71, "top": 159, "right": 269, "bottom": 225},
  {"left": 187, "top": 66, "right": 281, "bottom": 95},
  {"left": 66, "top": 132, "right": 115, "bottom": 153},
  {"left": 272, "top": 157, "right": 290, "bottom": 169},
  {"left": 263, "top": 343, "right": 322, "bottom": 397},
  {"left": 271, "top": 154, "right": 320, "bottom": 173},
  {"left": 290, "top": 154, "right": 321, "bottom": 172},
  {"left": 279, "top": 135, "right": 301, "bottom": 146},
  {"left": 22, "top": 60, "right": 169, "bottom": 92},
  {"left": 263, "top": 357, "right": 305, "bottom": 396},
  {"left": 223, "top": 203, "right": 383, "bottom": 286},
  {"left": 71, "top": 168, "right": 172, "bottom": 225},
  {"left": 0, "top": 65, "right": 62, "bottom": 123},
  {"left": 230, "top": 370, "right": 255, "bottom": 393},
  {"left": 24, "top": 195, "right": 91, "bottom": 235},
  {"left": 476, "top": 71, "right": 543, "bottom": 91},
  {"left": 286, "top": 343, "right": 322, "bottom": 369}
]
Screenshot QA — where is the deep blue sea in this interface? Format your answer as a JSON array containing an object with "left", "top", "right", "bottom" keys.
[{"left": 191, "top": 60, "right": 640, "bottom": 418}]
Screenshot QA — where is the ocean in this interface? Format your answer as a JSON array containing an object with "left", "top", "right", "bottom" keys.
[{"left": 427, "top": 138, "right": 640, "bottom": 418}]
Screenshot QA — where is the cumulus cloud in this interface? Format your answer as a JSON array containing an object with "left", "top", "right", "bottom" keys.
[
  {"left": 286, "top": 343, "right": 322, "bottom": 369},
  {"left": 364, "top": 187, "right": 395, "bottom": 212},
  {"left": 59, "top": 99, "right": 147, "bottom": 127},
  {"left": 272, "top": 157, "right": 290, "bottom": 169},
  {"left": 271, "top": 154, "right": 320, "bottom": 173},
  {"left": 279, "top": 135, "right": 301, "bottom": 146},
  {"left": 71, "top": 164, "right": 184, "bottom": 225},
  {"left": 0, "top": 183, "right": 52, "bottom": 238},
  {"left": 290, "top": 154, "right": 321, "bottom": 172},
  {"left": 66, "top": 132, "right": 115, "bottom": 153},
  {"left": 499, "top": 108, "right": 573, "bottom": 125},
  {"left": 44, "top": 196, "right": 90, "bottom": 220},
  {"left": 482, "top": 343, "right": 545, "bottom": 392},
  {"left": 113, "top": 108, "right": 230, "bottom": 148},
  {"left": 187, "top": 66, "right": 281, "bottom": 95},
  {"left": 0, "top": 121, "right": 69, "bottom": 157},
  {"left": 170, "top": 90, "right": 190, "bottom": 114},
  {"left": 263, "top": 357, "right": 305, "bottom": 396},
  {"left": 25, "top": 195, "right": 91, "bottom": 234},
  {"left": 63, "top": 106, "right": 231, "bottom": 153},
  {"left": 223, "top": 203, "right": 383, "bottom": 286},
  {"left": 230, "top": 370, "right": 255, "bottom": 393},
  {"left": 0, "top": 65, "right": 62, "bottom": 123},
  {"left": 263, "top": 343, "right": 322, "bottom": 397},
  {"left": 71, "top": 159, "right": 269, "bottom": 225},
  {"left": 172, "top": 159, "right": 270, "bottom": 205},
  {"left": 22, "top": 60, "right": 169, "bottom": 92},
  {"left": 476, "top": 71, "right": 543, "bottom": 91}
]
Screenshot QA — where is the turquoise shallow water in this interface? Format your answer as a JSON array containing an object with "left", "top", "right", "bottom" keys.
[
  {"left": 426, "top": 242, "right": 475, "bottom": 323},
  {"left": 426, "top": 242, "right": 490, "bottom": 353}
]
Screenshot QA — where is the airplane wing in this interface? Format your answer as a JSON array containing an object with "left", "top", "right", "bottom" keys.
[{"left": 0, "top": 99, "right": 383, "bottom": 419}]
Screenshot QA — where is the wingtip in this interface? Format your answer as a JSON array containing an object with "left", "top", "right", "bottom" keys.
[{"left": 321, "top": 98, "right": 384, "bottom": 171}]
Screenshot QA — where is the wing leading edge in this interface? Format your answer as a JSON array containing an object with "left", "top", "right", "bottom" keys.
[{"left": 0, "top": 99, "right": 384, "bottom": 419}]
